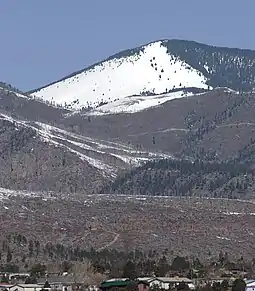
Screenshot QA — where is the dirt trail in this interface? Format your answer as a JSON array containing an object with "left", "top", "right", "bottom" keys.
[{"left": 96, "top": 231, "right": 120, "bottom": 251}]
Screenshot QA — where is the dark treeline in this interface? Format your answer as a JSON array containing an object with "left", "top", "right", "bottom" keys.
[
  {"left": 2, "top": 233, "right": 255, "bottom": 280},
  {"left": 102, "top": 158, "right": 255, "bottom": 198}
]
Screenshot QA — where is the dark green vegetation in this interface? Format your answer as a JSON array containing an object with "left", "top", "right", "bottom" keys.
[
  {"left": 102, "top": 159, "right": 255, "bottom": 199},
  {"left": 163, "top": 39, "right": 255, "bottom": 91}
]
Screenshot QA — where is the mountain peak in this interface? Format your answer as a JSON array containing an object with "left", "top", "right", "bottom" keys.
[{"left": 30, "top": 39, "right": 255, "bottom": 113}]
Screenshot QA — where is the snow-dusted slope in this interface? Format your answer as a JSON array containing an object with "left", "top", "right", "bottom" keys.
[
  {"left": 31, "top": 41, "right": 209, "bottom": 110},
  {"left": 87, "top": 90, "right": 194, "bottom": 115},
  {"left": 0, "top": 113, "right": 171, "bottom": 177}
]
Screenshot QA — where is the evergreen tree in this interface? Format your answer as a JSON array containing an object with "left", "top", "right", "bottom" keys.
[
  {"left": 25, "top": 276, "right": 38, "bottom": 284},
  {"left": 155, "top": 256, "right": 170, "bottom": 276},
  {"left": 43, "top": 281, "right": 51, "bottom": 288},
  {"left": 232, "top": 279, "right": 246, "bottom": 291},
  {"left": 171, "top": 256, "right": 190, "bottom": 271},
  {"left": 6, "top": 249, "right": 12, "bottom": 263},
  {"left": 122, "top": 260, "right": 137, "bottom": 280},
  {"left": 30, "top": 263, "right": 46, "bottom": 278},
  {"left": 1, "top": 275, "right": 9, "bottom": 283},
  {"left": 28, "top": 240, "right": 34, "bottom": 256}
]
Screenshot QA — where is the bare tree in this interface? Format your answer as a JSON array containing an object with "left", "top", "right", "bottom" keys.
[{"left": 71, "top": 260, "right": 106, "bottom": 288}]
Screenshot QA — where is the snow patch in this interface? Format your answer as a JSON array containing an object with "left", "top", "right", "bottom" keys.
[
  {"left": 87, "top": 90, "right": 194, "bottom": 115},
  {"left": 216, "top": 236, "right": 231, "bottom": 241},
  {"left": 223, "top": 211, "right": 255, "bottom": 216}
]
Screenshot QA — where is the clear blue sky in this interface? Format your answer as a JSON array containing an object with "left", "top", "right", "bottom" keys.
[{"left": 0, "top": 0, "right": 254, "bottom": 91}]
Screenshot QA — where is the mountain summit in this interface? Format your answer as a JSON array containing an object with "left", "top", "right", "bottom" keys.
[{"left": 30, "top": 39, "right": 255, "bottom": 113}]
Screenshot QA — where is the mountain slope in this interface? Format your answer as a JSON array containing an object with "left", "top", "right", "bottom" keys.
[
  {"left": 0, "top": 117, "right": 105, "bottom": 193},
  {"left": 30, "top": 39, "right": 255, "bottom": 112},
  {"left": 0, "top": 85, "right": 173, "bottom": 192},
  {"left": 102, "top": 158, "right": 255, "bottom": 199},
  {"left": 4, "top": 85, "right": 255, "bottom": 197},
  {"left": 30, "top": 41, "right": 209, "bottom": 110},
  {"left": 62, "top": 89, "right": 255, "bottom": 162},
  {"left": 2, "top": 39, "right": 255, "bottom": 196},
  {"left": 4, "top": 83, "right": 255, "bottom": 164},
  {"left": 0, "top": 111, "right": 172, "bottom": 189},
  {"left": 164, "top": 39, "right": 255, "bottom": 91}
]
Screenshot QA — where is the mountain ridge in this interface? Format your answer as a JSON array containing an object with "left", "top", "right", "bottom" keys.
[
  {"left": 0, "top": 86, "right": 174, "bottom": 193},
  {"left": 30, "top": 40, "right": 209, "bottom": 111},
  {"left": 29, "top": 39, "right": 255, "bottom": 113},
  {"left": 28, "top": 38, "right": 255, "bottom": 93}
]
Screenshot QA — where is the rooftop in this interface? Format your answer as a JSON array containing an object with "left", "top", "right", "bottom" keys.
[
  {"left": 104, "top": 278, "right": 129, "bottom": 283},
  {"left": 100, "top": 280, "right": 134, "bottom": 288},
  {"left": 137, "top": 278, "right": 154, "bottom": 282},
  {"left": 16, "top": 284, "right": 42, "bottom": 288},
  {"left": 245, "top": 280, "right": 255, "bottom": 284},
  {"left": 154, "top": 277, "right": 193, "bottom": 283}
]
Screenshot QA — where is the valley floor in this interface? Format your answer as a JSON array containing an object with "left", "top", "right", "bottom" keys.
[{"left": 1, "top": 188, "right": 255, "bottom": 260}]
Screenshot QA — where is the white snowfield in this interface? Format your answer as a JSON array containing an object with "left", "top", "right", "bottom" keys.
[{"left": 32, "top": 41, "right": 209, "bottom": 112}]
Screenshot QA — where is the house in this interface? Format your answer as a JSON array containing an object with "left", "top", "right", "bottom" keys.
[
  {"left": 8, "top": 284, "right": 43, "bottom": 291},
  {"left": 137, "top": 279, "right": 154, "bottom": 285},
  {"left": 194, "top": 277, "right": 237, "bottom": 288},
  {"left": 139, "top": 277, "right": 194, "bottom": 290},
  {"left": 0, "top": 274, "right": 30, "bottom": 283},
  {"left": 38, "top": 276, "right": 74, "bottom": 291},
  {"left": 9, "top": 274, "right": 30, "bottom": 281}
]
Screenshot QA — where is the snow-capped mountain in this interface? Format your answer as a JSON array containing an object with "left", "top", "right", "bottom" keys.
[
  {"left": 31, "top": 41, "right": 209, "bottom": 111},
  {"left": 2, "top": 63, "right": 255, "bottom": 195},
  {"left": 30, "top": 39, "right": 255, "bottom": 114}
]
